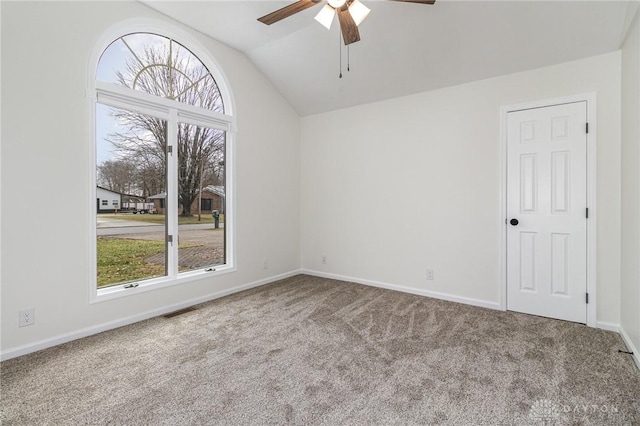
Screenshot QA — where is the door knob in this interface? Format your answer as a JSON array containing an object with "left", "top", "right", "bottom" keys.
[{"left": 510, "top": 218, "right": 519, "bottom": 226}]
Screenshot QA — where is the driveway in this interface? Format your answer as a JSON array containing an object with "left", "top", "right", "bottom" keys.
[{"left": 100, "top": 227, "right": 225, "bottom": 269}]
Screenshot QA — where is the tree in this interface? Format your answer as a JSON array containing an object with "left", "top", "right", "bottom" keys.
[
  {"left": 107, "top": 37, "right": 225, "bottom": 216},
  {"left": 97, "top": 159, "right": 137, "bottom": 194},
  {"left": 136, "top": 161, "right": 165, "bottom": 198}
]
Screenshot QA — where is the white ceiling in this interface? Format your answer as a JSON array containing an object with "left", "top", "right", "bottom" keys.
[{"left": 143, "top": 0, "right": 637, "bottom": 116}]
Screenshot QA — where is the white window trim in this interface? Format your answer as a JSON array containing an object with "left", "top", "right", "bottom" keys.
[{"left": 88, "top": 19, "right": 237, "bottom": 304}]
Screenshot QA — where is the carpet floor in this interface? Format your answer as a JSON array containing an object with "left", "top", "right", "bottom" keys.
[{"left": 1, "top": 275, "right": 639, "bottom": 425}]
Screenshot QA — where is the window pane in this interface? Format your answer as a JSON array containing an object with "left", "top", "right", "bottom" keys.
[
  {"left": 96, "top": 103, "right": 168, "bottom": 288},
  {"left": 97, "top": 33, "right": 224, "bottom": 113},
  {"left": 176, "top": 122, "right": 226, "bottom": 272}
]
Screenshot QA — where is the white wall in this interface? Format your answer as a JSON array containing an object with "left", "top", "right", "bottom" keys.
[
  {"left": 301, "top": 52, "right": 622, "bottom": 324},
  {"left": 1, "top": 1, "right": 300, "bottom": 356},
  {"left": 621, "top": 10, "right": 640, "bottom": 358}
]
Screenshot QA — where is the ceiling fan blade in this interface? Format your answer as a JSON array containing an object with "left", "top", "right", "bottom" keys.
[
  {"left": 387, "top": 0, "right": 436, "bottom": 4},
  {"left": 258, "top": 0, "right": 322, "bottom": 25},
  {"left": 337, "top": 5, "right": 360, "bottom": 45}
]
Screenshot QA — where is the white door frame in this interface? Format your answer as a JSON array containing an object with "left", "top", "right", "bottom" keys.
[{"left": 499, "top": 93, "right": 597, "bottom": 327}]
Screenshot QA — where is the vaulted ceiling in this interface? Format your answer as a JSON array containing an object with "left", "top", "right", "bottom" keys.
[{"left": 143, "top": 1, "right": 638, "bottom": 116}]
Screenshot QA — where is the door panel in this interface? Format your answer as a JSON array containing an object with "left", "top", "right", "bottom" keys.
[
  {"left": 551, "top": 152, "right": 569, "bottom": 214},
  {"left": 520, "top": 154, "right": 538, "bottom": 213},
  {"left": 519, "top": 232, "right": 537, "bottom": 291},
  {"left": 506, "top": 102, "right": 587, "bottom": 323},
  {"left": 551, "top": 233, "right": 569, "bottom": 295}
]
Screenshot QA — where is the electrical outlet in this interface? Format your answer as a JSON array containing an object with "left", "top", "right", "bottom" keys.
[
  {"left": 19, "top": 308, "right": 35, "bottom": 327},
  {"left": 426, "top": 269, "right": 434, "bottom": 280},
  {"left": 263, "top": 258, "right": 269, "bottom": 269},
  {"left": 321, "top": 255, "right": 327, "bottom": 264}
]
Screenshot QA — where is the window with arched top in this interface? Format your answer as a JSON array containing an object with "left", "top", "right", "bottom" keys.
[{"left": 92, "top": 29, "right": 235, "bottom": 299}]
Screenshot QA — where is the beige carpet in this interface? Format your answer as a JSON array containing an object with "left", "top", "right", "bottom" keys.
[{"left": 1, "top": 275, "right": 639, "bottom": 425}]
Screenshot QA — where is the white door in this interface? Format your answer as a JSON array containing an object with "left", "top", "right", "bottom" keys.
[{"left": 506, "top": 102, "right": 588, "bottom": 323}]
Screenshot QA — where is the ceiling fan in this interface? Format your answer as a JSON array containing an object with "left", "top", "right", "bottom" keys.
[{"left": 258, "top": 0, "right": 436, "bottom": 46}]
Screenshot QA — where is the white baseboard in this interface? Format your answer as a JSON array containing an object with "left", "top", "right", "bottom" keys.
[
  {"left": 0, "top": 269, "right": 302, "bottom": 361},
  {"left": 5, "top": 269, "right": 634, "bottom": 367},
  {"left": 596, "top": 321, "right": 620, "bottom": 332},
  {"left": 619, "top": 325, "right": 640, "bottom": 371},
  {"left": 300, "top": 269, "right": 501, "bottom": 311}
]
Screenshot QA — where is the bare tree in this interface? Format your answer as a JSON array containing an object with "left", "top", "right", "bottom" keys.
[
  {"left": 97, "top": 159, "right": 137, "bottom": 194},
  {"left": 136, "top": 162, "right": 165, "bottom": 198},
  {"left": 107, "top": 39, "right": 225, "bottom": 216}
]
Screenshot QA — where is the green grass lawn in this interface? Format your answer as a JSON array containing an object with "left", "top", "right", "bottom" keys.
[
  {"left": 97, "top": 238, "right": 199, "bottom": 287},
  {"left": 100, "top": 213, "right": 224, "bottom": 225}
]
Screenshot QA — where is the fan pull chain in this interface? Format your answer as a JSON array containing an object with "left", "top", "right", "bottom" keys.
[
  {"left": 347, "top": 45, "right": 350, "bottom": 72},
  {"left": 339, "top": 30, "right": 343, "bottom": 78}
]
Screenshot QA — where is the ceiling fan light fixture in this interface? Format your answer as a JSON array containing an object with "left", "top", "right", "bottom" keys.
[
  {"left": 348, "top": 0, "right": 370, "bottom": 26},
  {"left": 327, "top": 0, "right": 347, "bottom": 9},
  {"left": 314, "top": 4, "right": 335, "bottom": 29}
]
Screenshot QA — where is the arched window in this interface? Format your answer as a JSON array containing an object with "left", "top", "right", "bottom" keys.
[{"left": 92, "top": 29, "right": 234, "bottom": 299}]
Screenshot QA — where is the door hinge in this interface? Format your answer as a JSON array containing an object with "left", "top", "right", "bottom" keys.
[
  {"left": 168, "top": 235, "right": 173, "bottom": 243},
  {"left": 586, "top": 293, "right": 589, "bottom": 304},
  {"left": 167, "top": 145, "right": 173, "bottom": 154},
  {"left": 586, "top": 207, "right": 589, "bottom": 219},
  {"left": 586, "top": 123, "right": 589, "bottom": 134}
]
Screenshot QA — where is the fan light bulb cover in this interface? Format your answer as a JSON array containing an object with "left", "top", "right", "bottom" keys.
[
  {"left": 349, "top": 0, "right": 370, "bottom": 26},
  {"left": 314, "top": 4, "right": 335, "bottom": 30},
  {"left": 327, "top": 0, "right": 346, "bottom": 9}
]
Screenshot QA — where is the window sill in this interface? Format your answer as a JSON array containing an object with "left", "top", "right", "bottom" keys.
[{"left": 90, "top": 264, "right": 236, "bottom": 304}]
